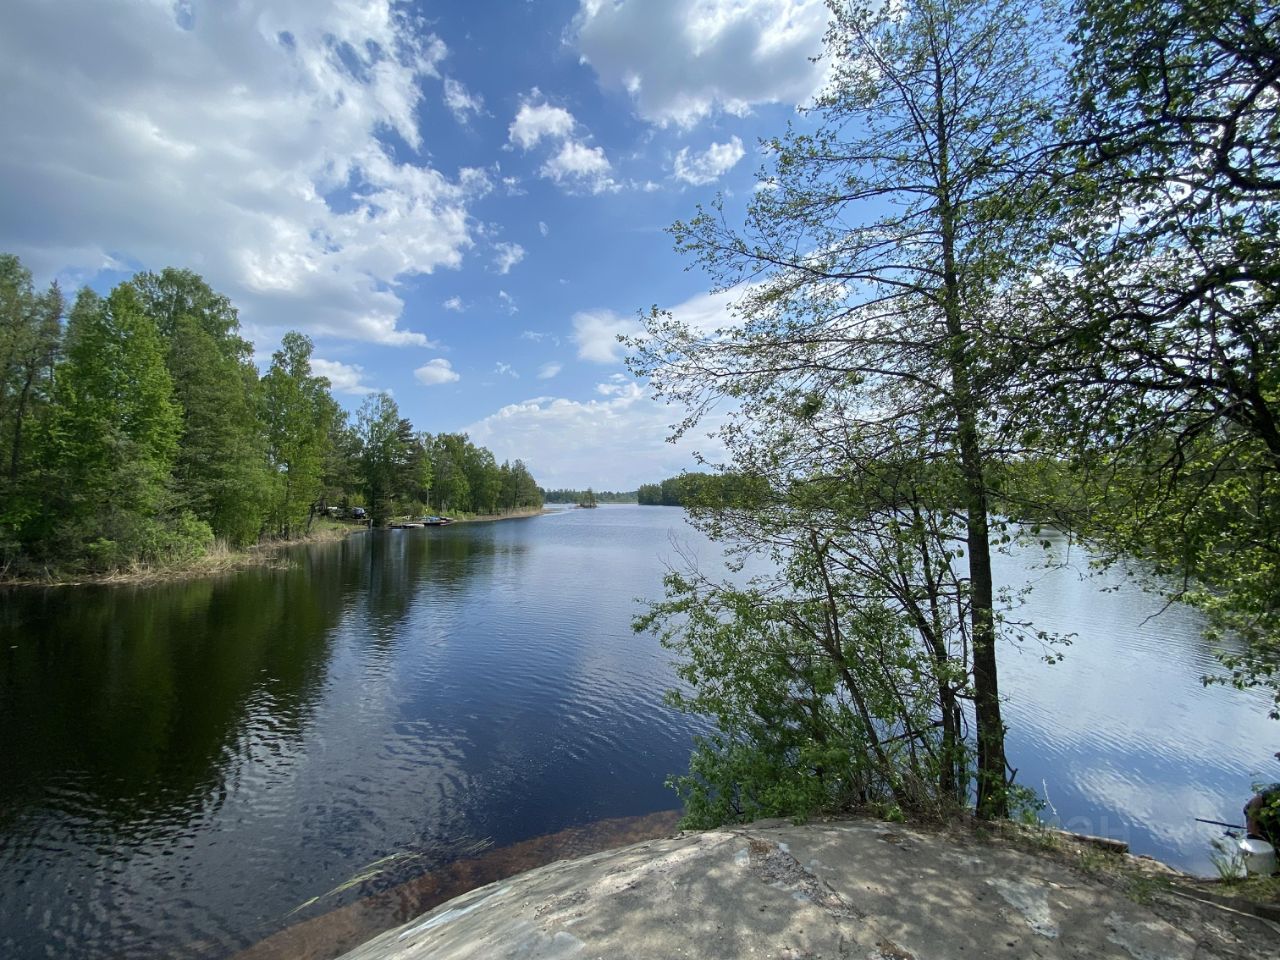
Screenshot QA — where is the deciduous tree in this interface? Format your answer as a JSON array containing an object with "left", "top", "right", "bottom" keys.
[{"left": 631, "top": 0, "right": 1067, "bottom": 818}]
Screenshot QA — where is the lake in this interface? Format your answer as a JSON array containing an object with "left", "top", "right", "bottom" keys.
[{"left": 0, "top": 505, "right": 1274, "bottom": 958}]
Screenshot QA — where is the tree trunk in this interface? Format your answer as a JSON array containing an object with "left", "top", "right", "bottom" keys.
[{"left": 934, "top": 51, "right": 1008, "bottom": 819}]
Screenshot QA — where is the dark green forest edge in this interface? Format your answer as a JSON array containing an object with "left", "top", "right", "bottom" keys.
[
  {"left": 626, "top": 0, "right": 1280, "bottom": 834},
  {"left": 637, "top": 473, "right": 764, "bottom": 506},
  {"left": 0, "top": 263, "right": 542, "bottom": 582},
  {"left": 541, "top": 488, "right": 637, "bottom": 504}
]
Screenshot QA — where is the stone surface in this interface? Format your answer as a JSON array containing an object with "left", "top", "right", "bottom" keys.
[{"left": 337, "top": 819, "right": 1280, "bottom": 960}]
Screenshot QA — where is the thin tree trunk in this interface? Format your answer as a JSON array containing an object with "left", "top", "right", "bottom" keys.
[
  {"left": 933, "top": 51, "right": 1008, "bottom": 820},
  {"left": 9, "top": 366, "right": 35, "bottom": 482}
]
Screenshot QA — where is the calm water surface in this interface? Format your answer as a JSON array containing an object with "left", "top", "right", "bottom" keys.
[{"left": 0, "top": 505, "right": 1274, "bottom": 958}]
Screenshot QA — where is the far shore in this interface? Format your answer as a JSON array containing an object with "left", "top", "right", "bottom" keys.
[
  {"left": 407, "top": 507, "right": 552, "bottom": 525},
  {"left": 0, "top": 507, "right": 553, "bottom": 589}
]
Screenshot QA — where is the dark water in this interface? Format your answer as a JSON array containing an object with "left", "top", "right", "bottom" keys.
[{"left": 0, "top": 506, "right": 1274, "bottom": 958}]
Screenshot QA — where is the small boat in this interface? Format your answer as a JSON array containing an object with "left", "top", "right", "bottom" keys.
[{"left": 421, "top": 516, "right": 455, "bottom": 526}]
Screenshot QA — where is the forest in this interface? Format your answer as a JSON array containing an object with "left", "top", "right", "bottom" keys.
[
  {"left": 0, "top": 261, "right": 542, "bottom": 577},
  {"left": 541, "top": 487, "right": 638, "bottom": 504},
  {"left": 637, "top": 473, "right": 768, "bottom": 507},
  {"left": 629, "top": 0, "right": 1280, "bottom": 827}
]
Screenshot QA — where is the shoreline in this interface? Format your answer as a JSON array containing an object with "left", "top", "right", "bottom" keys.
[
  {"left": 0, "top": 523, "right": 366, "bottom": 589},
  {"left": 0, "top": 507, "right": 552, "bottom": 588},
  {"left": 417, "top": 507, "right": 551, "bottom": 525}
]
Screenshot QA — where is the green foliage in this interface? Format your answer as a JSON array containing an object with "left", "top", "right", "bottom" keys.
[
  {"left": 0, "top": 255, "right": 62, "bottom": 558},
  {"left": 637, "top": 477, "right": 980, "bottom": 828},
  {"left": 1019, "top": 0, "right": 1280, "bottom": 711},
  {"left": 541, "top": 487, "right": 636, "bottom": 504},
  {"left": 0, "top": 254, "right": 541, "bottom": 575},
  {"left": 261, "top": 332, "right": 334, "bottom": 539},
  {"left": 356, "top": 392, "right": 417, "bottom": 525},
  {"left": 30, "top": 285, "right": 199, "bottom": 569},
  {"left": 163, "top": 312, "right": 270, "bottom": 546},
  {"left": 630, "top": 0, "right": 1070, "bottom": 823},
  {"left": 637, "top": 472, "right": 768, "bottom": 508},
  {"left": 422, "top": 435, "right": 540, "bottom": 516}
]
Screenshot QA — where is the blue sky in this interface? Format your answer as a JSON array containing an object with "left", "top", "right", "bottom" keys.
[{"left": 0, "top": 0, "right": 832, "bottom": 489}]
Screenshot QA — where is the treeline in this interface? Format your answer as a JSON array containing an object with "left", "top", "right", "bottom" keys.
[
  {"left": 0, "top": 258, "right": 541, "bottom": 575},
  {"left": 540, "top": 488, "right": 637, "bottom": 504},
  {"left": 636, "top": 473, "right": 767, "bottom": 507},
  {"left": 630, "top": 0, "right": 1280, "bottom": 829}
]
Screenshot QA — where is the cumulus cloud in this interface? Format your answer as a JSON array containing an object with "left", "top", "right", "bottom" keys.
[
  {"left": 464, "top": 385, "right": 726, "bottom": 490},
  {"left": 312, "top": 358, "right": 379, "bottom": 396},
  {"left": 442, "top": 77, "right": 484, "bottom": 123},
  {"left": 492, "top": 241, "right": 526, "bottom": 275},
  {"left": 574, "top": 0, "right": 829, "bottom": 127},
  {"left": 542, "top": 142, "right": 618, "bottom": 193},
  {"left": 572, "top": 309, "right": 641, "bottom": 363},
  {"left": 507, "top": 91, "right": 618, "bottom": 194},
  {"left": 673, "top": 136, "right": 746, "bottom": 185},
  {"left": 536, "top": 361, "right": 562, "bottom": 379},
  {"left": 494, "top": 361, "right": 519, "bottom": 378},
  {"left": 414, "top": 358, "right": 460, "bottom": 385},
  {"left": 508, "top": 98, "right": 577, "bottom": 148},
  {"left": 538, "top": 221, "right": 550, "bottom": 237},
  {"left": 443, "top": 296, "right": 465, "bottom": 312},
  {"left": 596, "top": 373, "right": 640, "bottom": 397},
  {"left": 498, "top": 290, "right": 518, "bottom": 314},
  {"left": 0, "top": 0, "right": 486, "bottom": 346}
]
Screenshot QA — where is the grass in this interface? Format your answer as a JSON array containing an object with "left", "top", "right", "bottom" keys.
[
  {"left": 0, "top": 520, "right": 365, "bottom": 588},
  {"left": 989, "top": 818, "right": 1280, "bottom": 913},
  {"left": 1224, "top": 874, "right": 1280, "bottom": 903}
]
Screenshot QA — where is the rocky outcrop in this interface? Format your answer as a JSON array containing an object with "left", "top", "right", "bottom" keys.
[{"left": 337, "top": 818, "right": 1279, "bottom": 959}]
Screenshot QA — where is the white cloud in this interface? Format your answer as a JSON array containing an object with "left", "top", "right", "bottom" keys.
[
  {"left": 414, "top": 358, "right": 460, "bottom": 385},
  {"left": 312, "top": 358, "right": 378, "bottom": 396},
  {"left": 492, "top": 241, "right": 526, "bottom": 275},
  {"left": 0, "top": 1, "right": 486, "bottom": 346},
  {"left": 595, "top": 373, "right": 639, "bottom": 397},
  {"left": 464, "top": 387, "right": 726, "bottom": 490},
  {"left": 674, "top": 136, "right": 746, "bottom": 185},
  {"left": 574, "top": 0, "right": 830, "bottom": 127},
  {"left": 572, "top": 309, "right": 642, "bottom": 363},
  {"left": 542, "top": 141, "right": 618, "bottom": 194},
  {"left": 498, "top": 290, "right": 518, "bottom": 314},
  {"left": 442, "top": 77, "right": 484, "bottom": 123},
  {"left": 536, "top": 361, "right": 562, "bottom": 379},
  {"left": 538, "top": 221, "right": 550, "bottom": 237},
  {"left": 443, "top": 296, "right": 465, "bottom": 312},
  {"left": 666, "top": 286, "right": 742, "bottom": 334},
  {"left": 507, "top": 91, "right": 618, "bottom": 194},
  {"left": 494, "top": 361, "right": 519, "bottom": 378},
  {"left": 508, "top": 97, "right": 576, "bottom": 149},
  {"left": 521, "top": 330, "right": 550, "bottom": 342}
]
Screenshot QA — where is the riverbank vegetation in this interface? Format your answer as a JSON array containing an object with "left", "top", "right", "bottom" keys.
[
  {"left": 637, "top": 473, "right": 769, "bottom": 507},
  {"left": 0, "top": 262, "right": 541, "bottom": 580},
  {"left": 630, "top": 0, "right": 1279, "bottom": 829}
]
